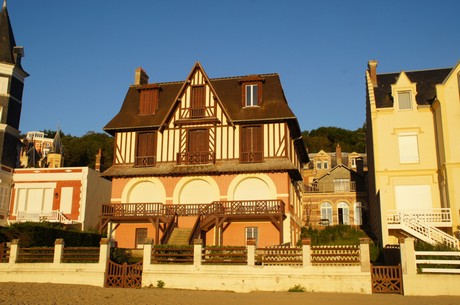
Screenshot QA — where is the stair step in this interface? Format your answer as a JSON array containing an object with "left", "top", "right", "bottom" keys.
[{"left": 167, "top": 228, "right": 193, "bottom": 246}]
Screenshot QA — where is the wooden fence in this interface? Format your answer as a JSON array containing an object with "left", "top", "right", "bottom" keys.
[
  {"left": 0, "top": 242, "right": 9, "bottom": 263},
  {"left": 202, "top": 246, "right": 247, "bottom": 265}
]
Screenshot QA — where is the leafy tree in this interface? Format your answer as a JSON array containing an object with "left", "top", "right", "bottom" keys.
[
  {"left": 302, "top": 125, "right": 365, "bottom": 153},
  {"left": 41, "top": 130, "right": 113, "bottom": 171}
]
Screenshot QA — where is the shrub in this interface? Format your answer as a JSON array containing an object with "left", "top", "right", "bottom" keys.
[
  {"left": 288, "top": 284, "right": 305, "bottom": 292},
  {"left": 157, "top": 280, "right": 165, "bottom": 288}
]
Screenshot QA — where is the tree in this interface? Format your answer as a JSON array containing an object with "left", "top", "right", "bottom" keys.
[
  {"left": 41, "top": 130, "right": 113, "bottom": 171},
  {"left": 302, "top": 125, "right": 365, "bottom": 153}
]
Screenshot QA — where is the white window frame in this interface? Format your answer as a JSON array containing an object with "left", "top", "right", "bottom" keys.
[
  {"left": 337, "top": 202, "right": 350, "bottom": 225},
  {"left": 245, "top": 84, "right": 258, "bottom": 107},
  {"left": 320, "top": 202, "right": 333, "bottom": 226},
  {"left": 397, "top": 91, "right": 412, "bottom": 110},
  {"left": 245, "top": 226, "right": 259, "bottom": 246},
  {"left": 334, "top": 178, "right": 350, "bottom": 192},
  {"left": 353, "top": 202, "right": 363, "bottom": 225}
]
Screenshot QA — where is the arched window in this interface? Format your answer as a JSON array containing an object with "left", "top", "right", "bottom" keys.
[
  {"left": 337, "top": 202, "right": 349, "bottom": 225},
  {"left": 320, "top": 202, "right": 333, "bottom": 226},
  {"left": 354, "top": 202, "right": 363, "bottom": 225}
]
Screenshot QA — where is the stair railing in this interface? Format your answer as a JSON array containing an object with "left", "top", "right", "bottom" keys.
[{"left": 160, "top": 213, "right": 178, "bottom": 244}]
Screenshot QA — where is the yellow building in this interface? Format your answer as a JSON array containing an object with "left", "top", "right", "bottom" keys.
[{"left": 366, "top": 60, "right": 460, "bottom": 248}]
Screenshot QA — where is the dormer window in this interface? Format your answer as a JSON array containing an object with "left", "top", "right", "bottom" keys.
[
  {"left": 397, "top": 91, "right": 412, "bottom": 110},
  {"left": 239, "top": 75, "right": 264, "bottom": 107},
  {"left": 139, "top": 87, "right": 159, "bottom": 115},
  {"left": 245, "top": 84, "right": 259, "bottom": 107}
]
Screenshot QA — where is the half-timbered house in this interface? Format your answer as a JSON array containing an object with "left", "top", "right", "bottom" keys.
[{"left": 101, "top": 62, "right": 308, "bottom": 248}]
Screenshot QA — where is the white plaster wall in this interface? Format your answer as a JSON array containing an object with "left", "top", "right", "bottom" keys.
[{"left": 142, "top": 264, "right": 372, "bottom": 294}]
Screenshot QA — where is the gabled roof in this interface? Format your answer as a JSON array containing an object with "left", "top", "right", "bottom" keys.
[
  {"left": 159, "top": 62, "right": 234, "bottom": 131},
  {"left": 0, "top": 1, "right": 16, "bottom": 65},
  {"left": 104, "top": 63, "right": 299, "bottom": 134},
  {"left": 373, "top": 68, "right": 452, "bottom": 108}
]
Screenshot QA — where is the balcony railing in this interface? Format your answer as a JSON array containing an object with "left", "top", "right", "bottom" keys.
[
  {"left": 179, "top": 106, "right": 215, "bottom": 119},
  {"left": 304, "top": 181, "right": 357, "bottom": 193},
  {"left": 387, "top": 208, "right": 452, "bottom": 227},
  {"left": 101, "top": 200, "right": 285, "bottom": 218},
  {"left": 134, "top": 155, "right": 156, "bottom": 167},
  {"left": 14, "top": 210, "right": 73, "bottom": 224},
  {"left": 240, "top": 151, "right": 263, "bottom": 163},
  {"left": 176, "top": 151, "right": 215, "bottom": 165}
]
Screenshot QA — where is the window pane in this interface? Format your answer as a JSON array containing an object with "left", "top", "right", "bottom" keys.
[
  {"left": 398, "top": 92, "right": 411, "bottom": 110},
  {"left": 245, "top": 85, "right": 258, "bottom": 106}
]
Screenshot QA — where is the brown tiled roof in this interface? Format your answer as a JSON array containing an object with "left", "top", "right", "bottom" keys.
[
  {"left": 104, "top": 73, "right": 298, "bottom": 132},
  {"left": 374, "top": 68, "right": 452, "bottom": 108},
  {"left": 102, "top": 158, "right": 301, "bottom": 180}
]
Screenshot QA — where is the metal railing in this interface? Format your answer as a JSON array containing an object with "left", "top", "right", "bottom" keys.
[
  {"left": 15, "top": 210, "right": 73, "bottom": 224},
  {"left": 387, "top": 208, "right": 452, "bottom": 226}
]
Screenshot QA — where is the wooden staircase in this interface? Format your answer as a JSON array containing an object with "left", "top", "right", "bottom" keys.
[{"left": 167, "top": 228, "right": 193, "bottom": 245}]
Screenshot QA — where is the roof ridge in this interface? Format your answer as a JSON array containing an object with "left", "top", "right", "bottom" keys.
[
  {"left": 377, "top": 67, "right": 452, "bottom": 76},
  {"left": 145, "top": 73, "right": 279, "bottom": 86}
]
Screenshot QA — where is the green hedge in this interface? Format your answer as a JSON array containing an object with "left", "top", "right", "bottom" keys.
[{"left": 0, "top": 222, "right": 102, "bottom": 247}]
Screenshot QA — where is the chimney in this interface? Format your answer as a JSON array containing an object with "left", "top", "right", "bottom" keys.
[
  {"left": 336, "top": 143, "right": 342, "bottom": 165},
  {"left": 95, "top": 148, "right": 102, "bottom": 172},
  {"left": 368, "top": 60, "right": 378, "bottom": 87},
  {"left": 134, "top": 67, "right": 149, "bottom": 85},
  {"left": 356, "top": 157, "right": 364, "bottom": 176}
]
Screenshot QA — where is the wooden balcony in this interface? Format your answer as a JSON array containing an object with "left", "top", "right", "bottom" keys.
[
  {"left": 240, "top": 151, "right": 263, "bottom": 163},
  {"left": 179, "top": 106, "right": 215, "bottom": 119},
  {"left": 176, "top": 151, "right": 216, "bottom": 165},
  {"left": 134, "top": 155, "right": 156, "bottom": 167},
  {"left": 101, "top": 200, "right": 284, "bottom": 219}
]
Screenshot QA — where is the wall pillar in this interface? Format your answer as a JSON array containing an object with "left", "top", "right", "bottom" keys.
[
  {"left": 359, "top": 237, "right": 371, "bottom": 272},
  {"left": 8, "top": 239, "right": 19, "bottom": 264},
  {"left": 193, "top": 239, "right": 202, "bottom": 267},
  {"left": 143, "top": 239, "right": 153, "bottom": 265},
  {"left": 400, "top": 237, "right": 416, "bottom": 275},
  {"left": 247, "top": 238, "right": 256, "bottom": 266},
  {"left": 53, "top": 239, "right": 64, "bottom": 264},
  {"left": 302, "top": 238, "right": 311, "bottom": 267},
  {"left": 99, "top": 238, "right": 110, "bottom": 266}
]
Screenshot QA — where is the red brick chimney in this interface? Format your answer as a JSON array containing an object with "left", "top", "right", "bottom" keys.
[
  {"left": 368, "top": 60, "right": 378, "bottom": 87},
  {"left": 336, "top": 144, "right": 342, "bottom": 165},
  {"left": 134, "top": 67, "right": 149, "bottom": 85}
]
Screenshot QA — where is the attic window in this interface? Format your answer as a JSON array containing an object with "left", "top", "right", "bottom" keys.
[
  {"left": 239, "top": 75, "right": 264, "bottom": 107},
  {"left": 139, "top": 88, "right": 159, "bottom": 115},
  {"left": 397, "top": 91, "right": 412, "bottom": 110}
]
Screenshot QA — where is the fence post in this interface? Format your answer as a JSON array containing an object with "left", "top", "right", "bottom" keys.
[
  {"left": 400, "top": 237, "right": 416, "bottom": 275},
  {"left": 99, "top": 238, "right": 110, "bottom": 265},
  {"left": 302, "top": 238, "right": 311, "bottom": 267},
  {"left": 143, "top": 239, "right": 153, "bottom": 265},
  {"left": 193, "top": 239, "right": 202, "bottom": 267},
  {"left": 54, "top": 239, "right": 65, "bottom": 264},
  {"left": 247, "top": 238, "right": 256, "bottom": 266},
  {"left": 359, "top": 237, "right": 371, "bottom": 272},
  {"left": 8, "top": 239, "right": 19, "bottom": 264}
]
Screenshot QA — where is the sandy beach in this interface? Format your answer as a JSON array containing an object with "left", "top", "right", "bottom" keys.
[{"left": 0, "top": 282, "right": 459, "bottom": 305}]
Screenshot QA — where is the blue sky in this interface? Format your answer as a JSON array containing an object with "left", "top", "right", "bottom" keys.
[{"left": 7, "top": 0, "right": 460, "bottom": 136}]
